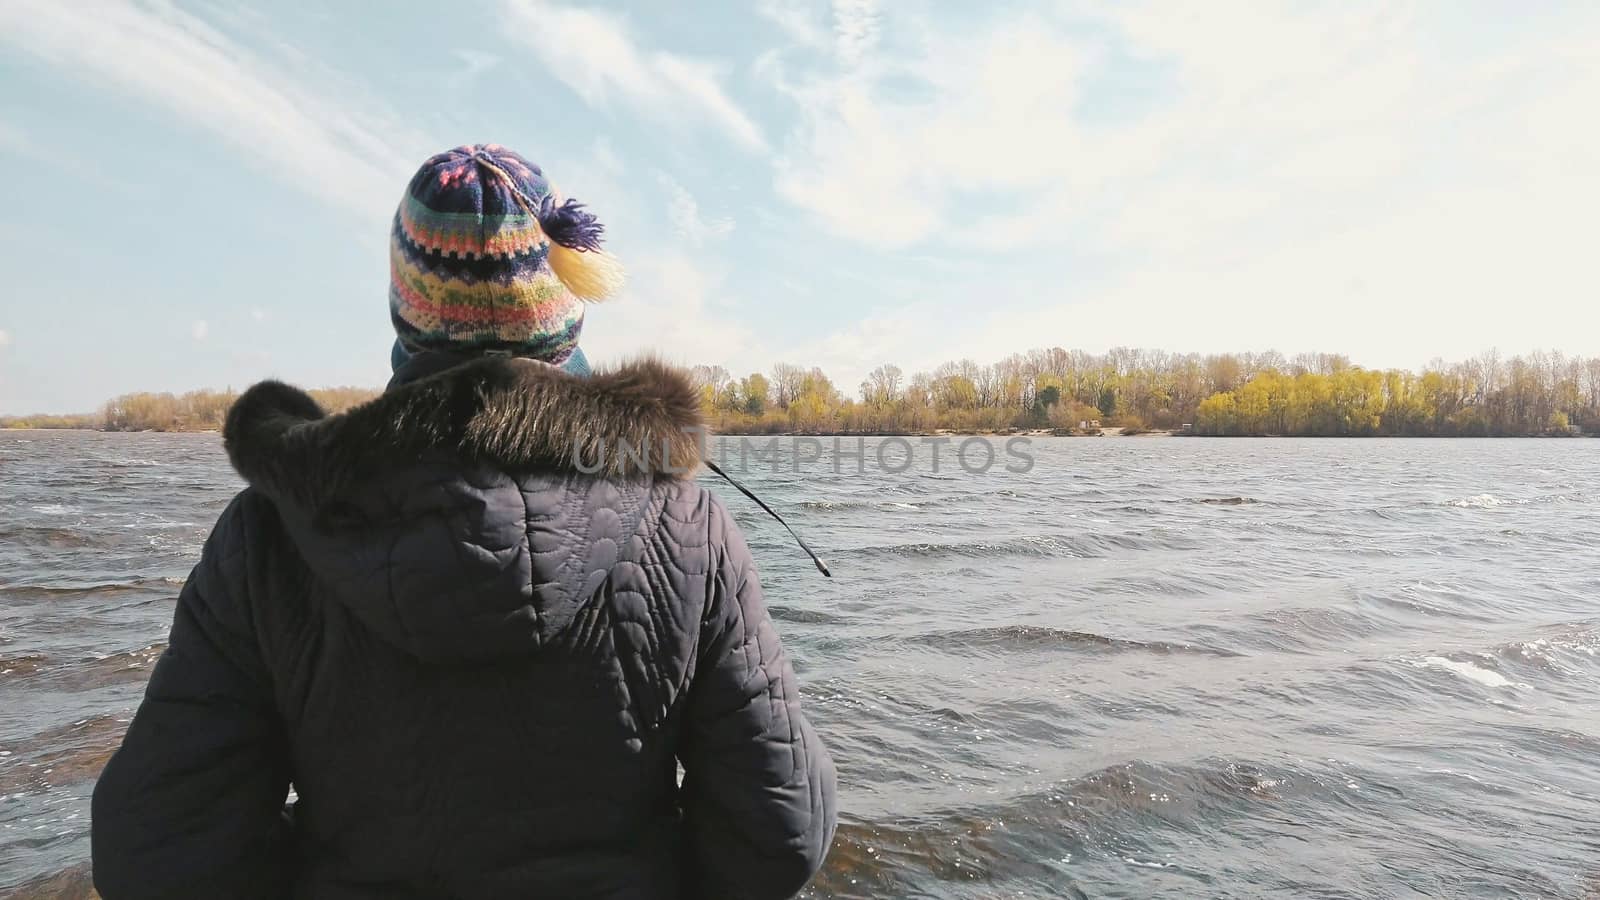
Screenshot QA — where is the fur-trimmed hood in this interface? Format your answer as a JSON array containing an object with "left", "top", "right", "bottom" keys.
[
  {"left": 224, "top": 355, "right": 705, "bottom": 512},
  {"left": 218, "top": 356, "right": 708, "bottom": 662}
]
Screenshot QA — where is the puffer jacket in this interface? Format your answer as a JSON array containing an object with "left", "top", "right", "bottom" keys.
[{"left": 90, "top": 355, "right": 838, "bottom": 899}]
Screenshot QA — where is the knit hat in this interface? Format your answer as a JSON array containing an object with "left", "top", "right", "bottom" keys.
[{"left": 389, "top": 144, "right": 624, "bottom": 367}]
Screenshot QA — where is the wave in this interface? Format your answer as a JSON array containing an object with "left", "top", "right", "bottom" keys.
[
  {"left": 811, "top": 817, "right": 1077, "bottom": 896},
  {"left": 0, "top": 525, "right": 100, "bottom": 548},
  {"left": 0, "top": 713, "right": 128, "bottom": 795},
  {"left": 767, "top": 605, "right": 851, "bottom": 625},
  {"left": 121, "top": 519, "right": 200, "bottom": 531},
  {"left": 811, "top": 758, "right": 1301, "bottom": 895},
  {"left": 1483, "top": 624, "right": 1600, "bottom": 676},
  {"left": 1486, "top": 722, "right": 1600, "bottom": 760},
  {"left": 1411, "top": 655, "right": 1518, "bottom": 689},
  {"left": 0, "top": 863, "right": 95, "bottom": 899},
  {"left": 905, "top": 625, "right": 1241, "bottom": 657},
  {"left": 0, "top": 652, "right": 49, "bottom": 677},
  {"left": 847, "top": 530, "right": 1195, "bottom": 561},
  {"left": 28, "top": 503, "right": 82, "bottom": 516},
  {"left": 1235, "top": 604, "right": 1388, "bottom": 649},
  {"left": 1187, "top": 496, "right": 1259, "bottom": 505},
  {"left": 1444, "top": 492, "right": 1586, "bottom": 509},
  {"left": 1359, "top": 581, "right": 1504, "bottom": 624},
  {"left": 0, "top": 577, "right": 185, "bottom": 601},
  {"left": 796, "top": 498, "right": 939, "bottom": 512},
  {"left": 798, "top": 499, "right": 875, "bottom": 511},
  {"left": 2, "top": 644, "right": 166, "bottom": 692}
]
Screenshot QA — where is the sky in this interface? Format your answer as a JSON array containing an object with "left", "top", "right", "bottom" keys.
[{"left": 1, "top": 0, "right": 1598, "bottom": 414}]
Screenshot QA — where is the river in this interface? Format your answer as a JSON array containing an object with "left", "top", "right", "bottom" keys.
[{"left": 2, "top": 432, "right": 1597, "bottom": 898}]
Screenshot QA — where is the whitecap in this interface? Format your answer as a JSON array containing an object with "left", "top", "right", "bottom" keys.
[
  {"left": 29, "top": 504, "right": 80, "bottom": 515},
  {"left": 1422, "top": 768, "right": 1482, "bottom": 783},
  {"left": 1449, "top": 494, "right": 1502, "bottom": 508},
  {"left": 1124, "top": 858, "right": 1175, "bottom": 870},
  {"left": 1419, "top": 656, "right": 1513, "bottom": 688}
]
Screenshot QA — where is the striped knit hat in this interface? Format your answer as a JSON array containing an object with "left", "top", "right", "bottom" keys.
[{"left": 389, "top": 144, "right": 623, "bottom": 366}]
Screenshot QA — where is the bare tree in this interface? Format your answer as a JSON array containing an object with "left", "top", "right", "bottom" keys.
[{"left": 770, "top": 363, "right": 805, "bottom": 410}]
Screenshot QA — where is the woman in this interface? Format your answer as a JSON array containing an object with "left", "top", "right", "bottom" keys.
[{"left": 90, "top": 145, "right": 838, "bottom": 899}]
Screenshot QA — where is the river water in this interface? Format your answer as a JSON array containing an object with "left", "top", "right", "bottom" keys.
[{"left": 1, "top": 432, "right": 1597, "bottom": 898}]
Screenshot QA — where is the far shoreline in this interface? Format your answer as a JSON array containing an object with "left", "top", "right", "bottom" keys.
[{"left": 5, "top": 425, "right": 1591, "bottom": 439}]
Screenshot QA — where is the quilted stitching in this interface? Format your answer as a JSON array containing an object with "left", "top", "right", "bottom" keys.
[{"left": 92, "top": 464, "right": 836, "bottom": 900}]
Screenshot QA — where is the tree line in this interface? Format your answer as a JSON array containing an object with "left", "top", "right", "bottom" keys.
[
  {"left": 0, "top": 387, "right": 379, "bottom": 432},
  {"left": 691, "top": 348, "right": 1600, "bottom": 436},
  {"left": 4, "top": 348, "right": 1597, "bottom": 436}
]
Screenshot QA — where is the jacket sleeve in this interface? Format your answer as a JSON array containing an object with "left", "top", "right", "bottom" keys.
[
  {"left": 678, "top": 499, "right": 838, "bottom": 899},
  {"left": 92, "top": 494, "right": 293, "bottom": 900}
]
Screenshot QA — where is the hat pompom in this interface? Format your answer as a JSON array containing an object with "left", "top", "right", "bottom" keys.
[
  {"left": 539, "top": 196, "right": 605, "bottom": 252},
  {"left": 548, "top": 244, "right": 626, "bottom": 301},
  {"left": 538, "top": 194, "right": 623, "bottom": 301}
]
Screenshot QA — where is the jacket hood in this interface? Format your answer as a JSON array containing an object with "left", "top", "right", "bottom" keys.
[{"left": 221, "top": 356, "right": 706, "bottom": 662}]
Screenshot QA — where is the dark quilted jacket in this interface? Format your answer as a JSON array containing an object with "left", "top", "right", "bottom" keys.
[{"left": 90, "top": 355, "right": 838, "bottom": 899}]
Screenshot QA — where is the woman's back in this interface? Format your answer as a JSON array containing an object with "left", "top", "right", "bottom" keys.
[{"left": 91, "top": 358, "right": 837, "bottom": 899}]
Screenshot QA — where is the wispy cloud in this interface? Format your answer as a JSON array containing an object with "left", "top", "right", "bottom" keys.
[
  {"left": 191, "top": 320, "right": 209, "bottom": 341},
  {"left": 0, "top": 328, "right": 12, "bottom": 350},
  {"left": 757, "top": 0, "right": 828, "bottom": 50},
  {"left": 501, "top": 0, "right": 768, "bottom": 153},
  {"left": 657, "top": 173, "right": 734, "bottom": 247},
  {"left": 0, "top": 0, "right": 421, "bottom": 224},
  {"left": 762, "top": 2, "right": 1600, "bottom": 373},
  {"left": 759, "top": 0, "right": 879, "bottom": 64},
  {"left": 770, "top": 4, "right": 1600, "bottom": 261},
  {"left": 831, "top": 0, "right": 880, "bottom": 65},
  {"left": 582, "top": 250, "right": 763, "bottom": 372},
  {"left": 770, "top": 14, "right": 1094, "bottom": 247}
]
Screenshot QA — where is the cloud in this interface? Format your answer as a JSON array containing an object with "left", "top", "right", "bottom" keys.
[
  {"left": 657, "top": 174, "right": 734, "bottom": 246},
  {"left": 757, "top": 0, "right": 828, "bottom": 49},
  {"left": 760, "top": 3, "right": 1600, "bottom": 370},
  {"left": 758, "top": 0, "right": 879, "bottom": 64},
  {"left": 250, "top": 307, "right": 269, "bottom": 322},
  {"left": 773, "top": 16, "right": 1093, "bottom": 246},
  {"left": 0, "top": 0, "right": 421, "bottom": 224},
  {"left": 501, "top": 0, "right": 768, "bottom": 152},
  {"left": 191, "top": 320, "right": 209, "bottom": 341},
  {"left": 786, "top": 305, "right": 940, "bottom": 394},
  {"left": 581, "top": 250, "right": 764, "bottom": 372},
  {"left": 831, "top": 0, "right": 880, "bottom": 65},
  {"left": 0, "top": 328, "right": 11, "bottom": 349},
  {"left": 772, "top": 5, "right": 1600, "bottom": 255}
]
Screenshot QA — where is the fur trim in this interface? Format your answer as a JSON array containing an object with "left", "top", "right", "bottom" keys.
[{"left": 224, "top": 357, "right": 705, "bottom": 512}]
